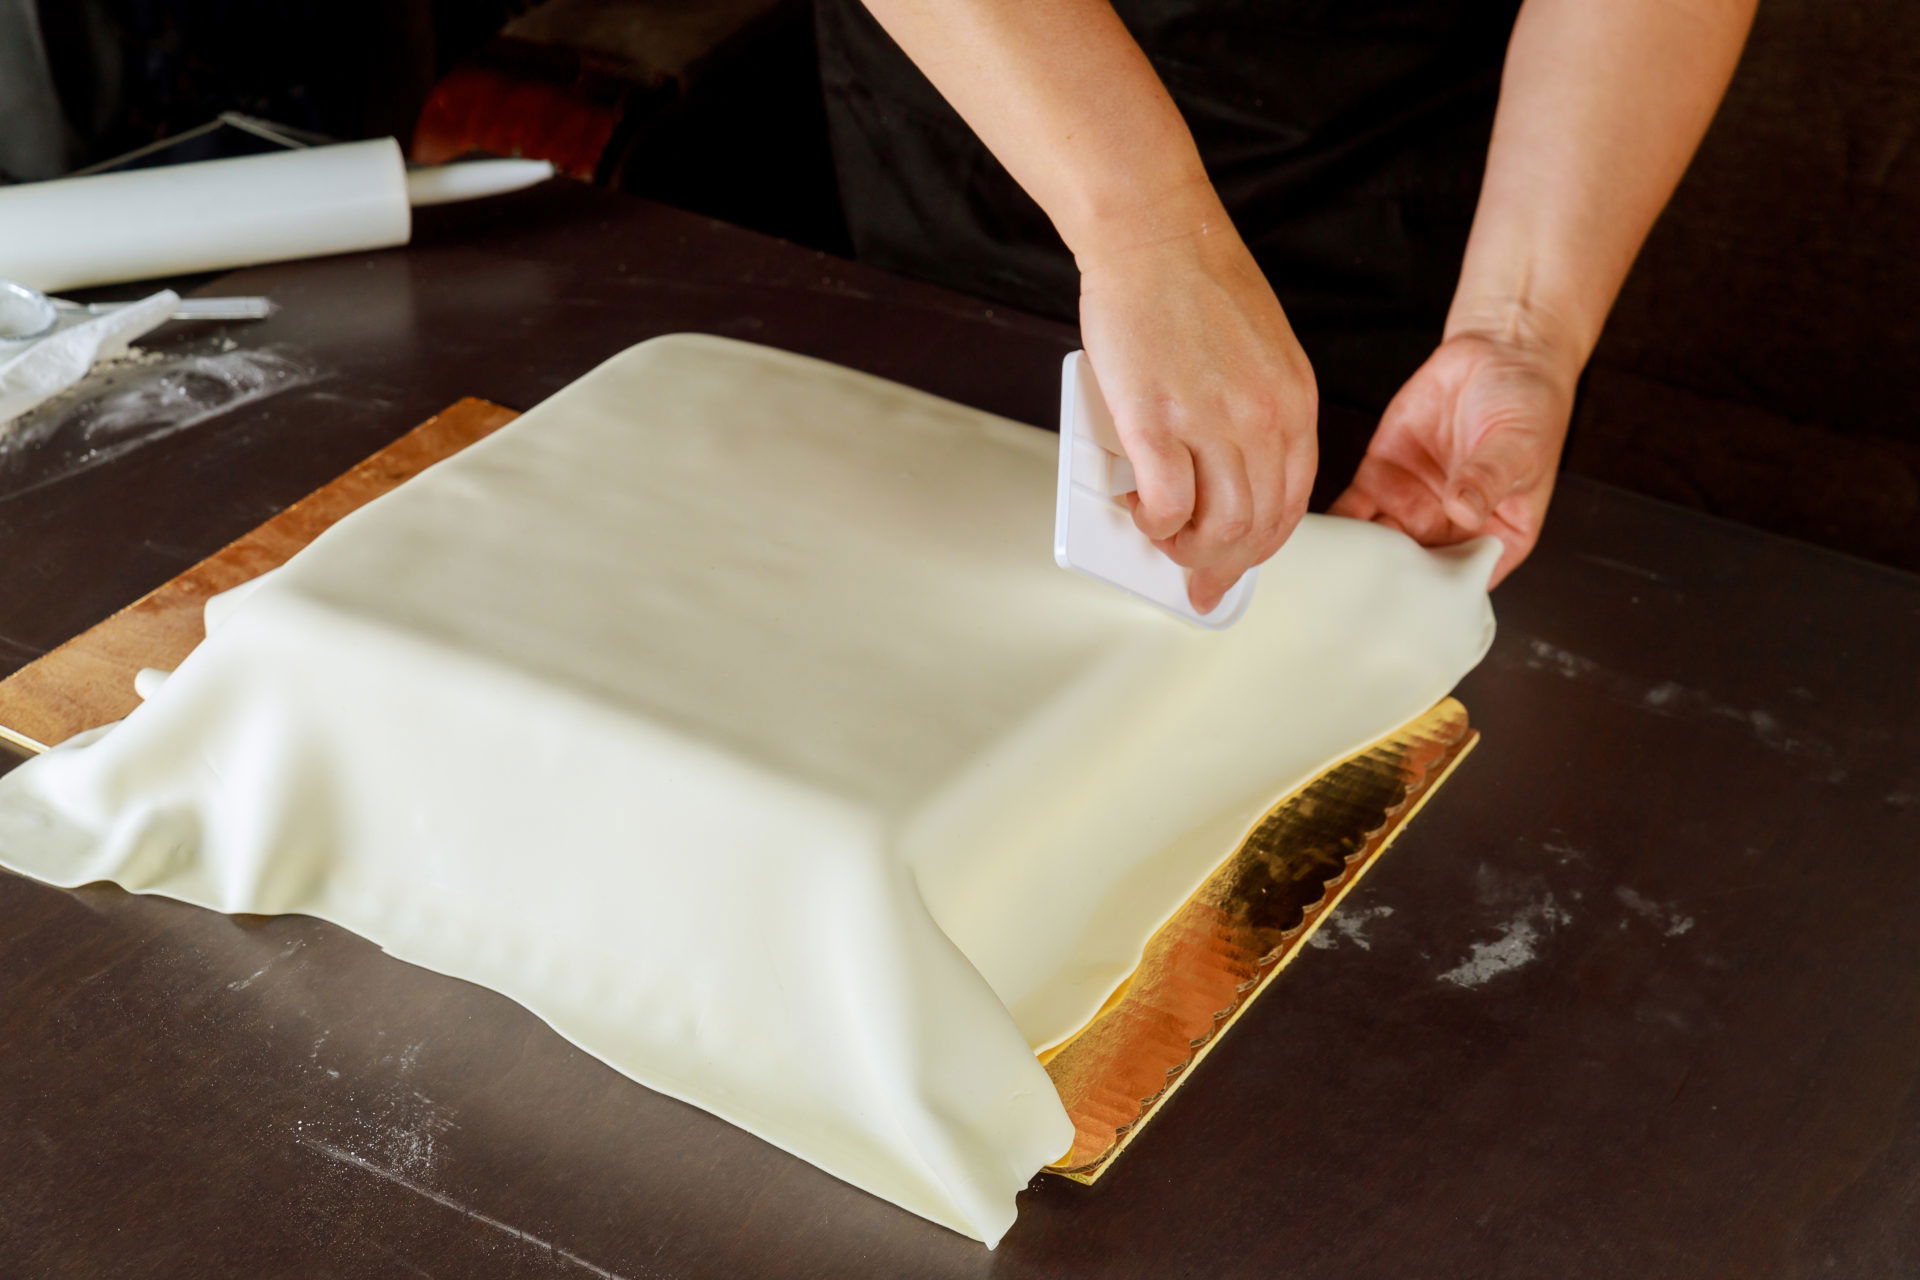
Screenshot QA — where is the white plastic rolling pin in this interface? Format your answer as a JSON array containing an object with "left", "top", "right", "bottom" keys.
[{"left": 0, "top": 139, "right": 554, "bottom": 294}]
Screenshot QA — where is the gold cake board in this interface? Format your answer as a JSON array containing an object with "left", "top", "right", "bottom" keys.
[
  {"left": 0, "top": 398, "right": 1476, "bottom": 1187},
  {"left": 1040, "top": 699, "right": 1475, "bottom": 1181}
]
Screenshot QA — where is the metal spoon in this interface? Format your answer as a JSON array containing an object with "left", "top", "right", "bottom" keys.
[{"left": 0, "top": 278, "right": 277, "bottom": 345}]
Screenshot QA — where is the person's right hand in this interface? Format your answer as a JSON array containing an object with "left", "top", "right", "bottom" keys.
[{"left": 1075, "top": 190, "right": 1318, "bottom": 615}]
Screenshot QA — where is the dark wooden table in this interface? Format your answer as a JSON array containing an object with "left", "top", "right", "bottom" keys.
[{"left": 2, "top": 180, "right": 1915, "bottom": 1279}]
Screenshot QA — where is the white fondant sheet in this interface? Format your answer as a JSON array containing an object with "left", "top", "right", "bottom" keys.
[{"left": 0, "top": 335, "right": 1496, "bottom": 1243}]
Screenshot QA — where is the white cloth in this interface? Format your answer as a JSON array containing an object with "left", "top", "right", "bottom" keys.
[
  {"left": 0, "top": 335, "right": 1497, "bottom": 1242},
  {"left": 0, "top": 290, "right": 175, "bottom": 427}
]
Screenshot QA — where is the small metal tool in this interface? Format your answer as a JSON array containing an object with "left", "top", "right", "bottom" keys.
[{"left": 0, "top": 278, "right": 278, "bottom": 345}]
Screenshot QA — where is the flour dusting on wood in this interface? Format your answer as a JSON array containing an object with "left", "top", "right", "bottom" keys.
[
  {"left": 1506, "top": 635, "right": 1838, "bottom": 765},
  {"left": 1614, "top": 885, "right": 1696, "bottom": 937},
  {"left": 1438, "top": 893, "right": 1571, "bottom": 988},
  {"left": 0, "top": 345, "right": 314, "bottom": 498},
  {"left": 1306, "top": 903, "right": 1395, "bottom": 951}
]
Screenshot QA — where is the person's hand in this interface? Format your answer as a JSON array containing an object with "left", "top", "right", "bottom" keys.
[
  {"left": 1329, "top": 329, "right": 1577, "bottom": 587},
  {"left": 1075, "top": 194, "right": 1317, "bottom": 614}
]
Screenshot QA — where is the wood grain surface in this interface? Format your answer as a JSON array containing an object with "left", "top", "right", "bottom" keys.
[{"left": 1, "top": 181, "right": 1916, "bottom": 1279}]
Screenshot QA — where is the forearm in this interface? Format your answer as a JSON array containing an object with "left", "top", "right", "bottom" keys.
[
  {"left": 1449, "top": 0, "right": 1757, "bottom": 366},
  {"left": 858, "top": 0, "right": 1319, "bottom": 605},
  {"left": 853, "top": 0, "right": 1220, "bottom": 260}
]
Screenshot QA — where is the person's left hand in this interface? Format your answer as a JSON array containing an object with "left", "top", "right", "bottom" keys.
[{"left": 1329, "top": 329, "right": 1577, "bottom": 586}]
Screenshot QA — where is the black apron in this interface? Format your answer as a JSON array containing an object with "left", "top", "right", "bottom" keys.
[{"left": 816, "top": 0, "right": 1522, "bottom": 413}]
